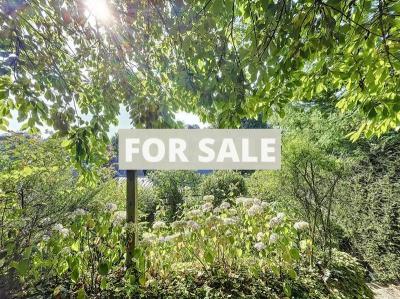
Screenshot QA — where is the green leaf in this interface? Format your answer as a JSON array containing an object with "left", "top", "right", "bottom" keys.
[
  {"left": 71, "top": 241, "right": 79, "bottom": 252},
  {"left": 235, "top": 248, "right": 243, "bottom": 258},
  {"left": 204, "top": 251, "right": 214, "bottom": 264},
  {"left": 288, "top": 269, "right": 297, "bottom": 280},
  {"left": 100, "top": 277, "right": 107, "bottom": 290},
  {"left": 76, "top": 287, "right": 87, "bottom": 299},
  {"left": 12, "top": 259, "right": 29, "bottom": 276},
  {"left": 71, "top": 267, "right": 79, "bottom": 282},
  {"left": 98, "top": 262, "right": 109, "bottom": 275}
]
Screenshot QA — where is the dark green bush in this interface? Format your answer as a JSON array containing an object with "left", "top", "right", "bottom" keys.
[
  {"left": 200, "top": 170, "right": 247, "bottom": 205},
  {"left": 148, "top": 170, "right": 202, "bottom": 221}
]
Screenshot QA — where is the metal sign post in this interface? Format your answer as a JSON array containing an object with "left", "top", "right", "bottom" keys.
[{"left": 126, "top": 169, "right": 137, "bottom": 268}]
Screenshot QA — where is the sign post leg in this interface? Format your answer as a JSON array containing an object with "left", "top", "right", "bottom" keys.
[{"left": 126, "top": 170, "right": 138, "bottom": 268}]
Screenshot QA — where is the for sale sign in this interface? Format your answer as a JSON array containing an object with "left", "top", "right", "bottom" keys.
[{"left": 118, "top": 129, "right": 281, "bottom": 170}]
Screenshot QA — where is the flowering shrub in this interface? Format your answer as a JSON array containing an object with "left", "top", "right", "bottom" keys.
[
  {"left": 13, "top": 197, "right": 371, "bottom": 298},
  {"left": 143, "top": 197, "right": 306, "bottom": 282},
  {"left": 12, "top": 207, "right": 128, "bottom": 298}
]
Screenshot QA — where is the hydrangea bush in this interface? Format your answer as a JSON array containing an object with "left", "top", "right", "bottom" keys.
[{"left": 13, "top": 197, "right": 372, "bottom": 298}]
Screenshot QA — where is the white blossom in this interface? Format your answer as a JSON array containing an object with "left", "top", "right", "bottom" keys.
[
  {"left": 142, "top": 232, "right": 157, "bottom": 244},
  {"left": 53, "top": 223, "right": 64, "bottom": 231},
  {"left": 294, "top": 221, "right": 309, "bottom": 231},
  {"left": 256, "top": 232, "right": 264, "bottom": 241},
  {"left": 248, "top": 204, "right": 263, "bottom": 216},
  {"left": 42, "top": 235, "right": 50, "bottom": 242},
  {"left": 186, "top": 220, "right": 200, "bottom": 230},
  {"left": 228, "top": 208, "right": 238, "bottom": 215},
  {"left": 72, "top": 208, "right": 86, "bottom": 217},
  {"left": 261, "top": 201, "right": 270, "bottom": 209},
  {"left": 323, "top": 269, "right": 331, "bottom": 283},
  {"left": 53, "top": 223, "right": 70, "bottom": 236},
  {"left": 152, "top": 221, "right": 167, "bottom": 230},
  {"left": 60, "top": 228, "right": 70, "bottom": 237},
  {"left": 254, "top": 242, "right": 266, "bottom": 251},
  {"left": 220, "top": 201, "right": 231, "bottom": 209},
  {"left": 269, "top": 213, "right": 285, "bottom": 227},
  {"left": 105, "top": 203, "right": 117, "bottom": 212},
  {"left": 187, "top": 209, "right": 203, "bottom": 218},
  {"left": 113, "top": 211, "right": 126, "bottom": 225},
  {"left": 277, "top": 212, "right": 285, "bottom": 220},
  {"left": 253, "top": 198, "right": 261, "bottom": 206},
  {"left": 202, "top": 202, "right": 213, "bottom": 212},
  {"left": 159, "top": 233, "right": 180, "bottom": 243},
  {"left": 269, "top": 233, "right": 278, "bottom": 245},
  {"left": 236, "top": 197, "right": 255, "bottom": 207},
  {"left": 213, "top": 207, "right": 222, "bottom": 214},
  {"left": 222, "top": 217, "right": 237, "bottom": 225}
]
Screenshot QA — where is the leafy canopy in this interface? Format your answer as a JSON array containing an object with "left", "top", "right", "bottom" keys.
[{"left": 1, "top": 0, "right": 400, "bottom": 165}]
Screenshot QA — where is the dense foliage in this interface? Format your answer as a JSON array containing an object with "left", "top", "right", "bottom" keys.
[
  {"left": 200, "top": 170, "right": 247, "bottom": 205},
  {"left": 1, "top": 1, "right": 399, "bottom": 297},
  {"left": 9, "top": 195, "right": 372, "bottom": 298},
  {"left": 248, "top": 105, "right": 400, "bottom": 282},
  {"left": 1, "top": 1, "right": 400, "bottom": 168},
  {"left": 1, "top": 116, "right": 399, "bottom": 297}
]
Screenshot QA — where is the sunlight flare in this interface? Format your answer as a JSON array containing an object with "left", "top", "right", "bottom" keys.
[{"left": 85, "top": 0, "right": 111, "bottom": 22}]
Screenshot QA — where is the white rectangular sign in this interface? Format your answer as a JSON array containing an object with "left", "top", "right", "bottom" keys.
[{"left": 118, "top": 129, "right": 281, "bottom": 170}]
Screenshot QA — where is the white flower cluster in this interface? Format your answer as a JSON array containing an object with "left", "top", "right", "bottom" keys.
[
  {"left": 294, "top": 221, "right": 309, "bottom": 231},
  {"left": 187, "top": 209, "right": 203, "bottom": 218},
  {"left": 269, "top": 212, "right": 285, "bottom": 228},
  {"left": 186, "top": 220, "right": 200, "bottom": 230},
  {"left": 222, "top": 217, "right": 238, "bottom": 226},
  {"left": 261, "top": 201, "right": 270, "bottom": 209},
  {"left": 228, "top": 208, "right": 237, "bottom": 215},
  {"left": 213, "top": 207, "right": 222, "bottom": 214},
  {"left": 269, "top": 233, "right": 278, "bottom": 244},
  {"left": 256, "top": 232, "right": 264, "bottom": 241},
  {"left": 71, "top": 208, "right": 86, "bottom": 218},
  {"left": 236, "top": 197, "right": 260, "bottom": 207},
  {"left": 105, "top": 202, "right": 117, "bottom": 212},
  {"left": 201, "top": 202, "right": 213, "bottom": 212},
  {"left": 254, "top": 242, "right": 266, "bottom": 251},
  {"left": 113, "top": 211, "right": 126, "bottom": 225},
  {"left": 220, "top": 201, "right": 231, "bottom": 209},
  {"left": 247, "top": 204, "right": 263, "bottom": 216},
  {"left": 159, "top": 233, "right": 181, "bottom": 243},
  {"left": 152, "top": 221, "right": 167, "bottom": 230},
  {"left": 53, "top": 223, "right": 70, "bottom": 237},
  {"left": 142, "top": 232, "right": 157, "bottom": 244}
]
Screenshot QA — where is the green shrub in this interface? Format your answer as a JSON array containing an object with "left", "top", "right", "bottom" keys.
[
  {"left": 200, "top": 171, "right": 246, "bottom": 205},
  {"left": 138, "top": 185, "right": 158, "bottom": 223},
  {"left": 247, "top": 170, "right": 284, "bottom": 201},
  {"left": 14, "top": 197, "right": 372, "bottom": 298},
  {"left": 148, "top": 171, "right": 202, "bottom": 222},
  {"left": 325, "top": 249, "right": 373, "bottom": 298}
]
